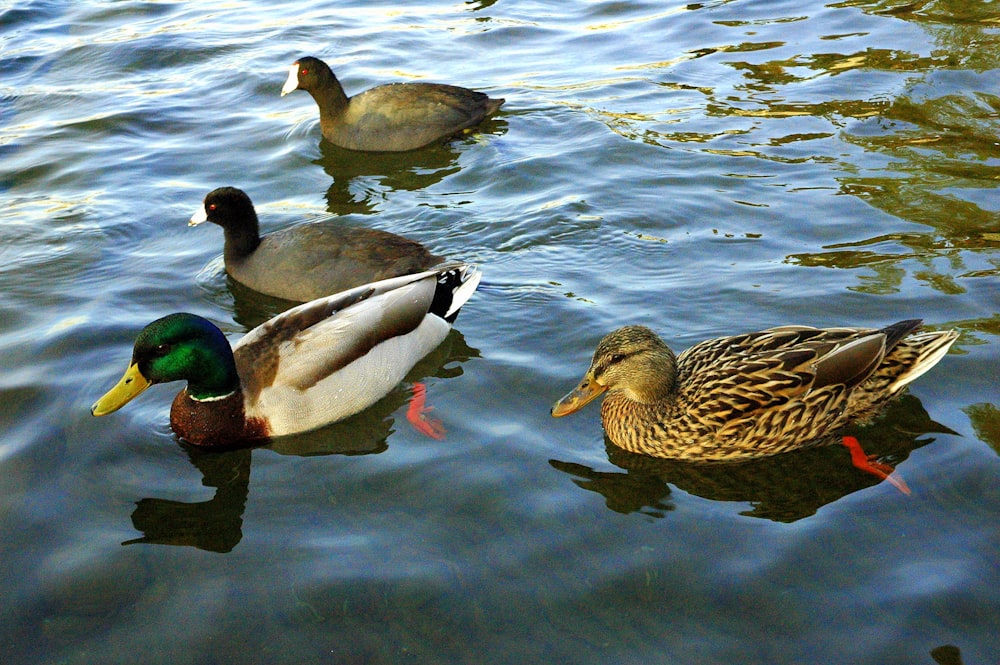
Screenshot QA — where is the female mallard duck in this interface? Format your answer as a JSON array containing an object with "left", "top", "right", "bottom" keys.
[
  {"left": 190, "top": 187, "right": 443, "bottom": 302},
  {"left": 92, "top": 264, "right": 480, "bottom": 447},
  {"left": 281, "top": 56, "right": 505, "bottom": 152},
  {"left": 552, "top": 320, "right": 957, "bottom": 472}
]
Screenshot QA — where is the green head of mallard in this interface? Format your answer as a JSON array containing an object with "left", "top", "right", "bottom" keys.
[{"left": 92, "top": 313, "right": 240, "bottom": 416}]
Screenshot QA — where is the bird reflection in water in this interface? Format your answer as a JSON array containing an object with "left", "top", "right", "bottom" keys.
[
  {"left": 121, "top": 329, "right": 477, "bottom": 552},
  {"left": 550, "top": 394, "right": 957, "bottom": 523}
]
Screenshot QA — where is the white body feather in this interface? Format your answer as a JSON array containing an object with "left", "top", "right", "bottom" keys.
[{"left": 233, "top": 265, "right": 480, "bottom": 436}]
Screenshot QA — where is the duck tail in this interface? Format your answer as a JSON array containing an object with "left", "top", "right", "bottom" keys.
[
  {"left": 486, "top": 97, "right": 506, "bottom": 115},
  {"left": 430, "top": 263, "right": 482, "bottom": 323},
  {"left": 880, "top": 319, "right": 924, "bottom": 352},
  {"left": 887, "top": 326, "right": 960, "bottom": 393}
]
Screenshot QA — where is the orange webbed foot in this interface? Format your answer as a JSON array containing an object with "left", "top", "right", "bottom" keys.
[
  {"left": 842, "top": 435, "right": 911, "bottom": 496},
  {"left": 406, "top": 382, "right": 445, "bottom": 440}
]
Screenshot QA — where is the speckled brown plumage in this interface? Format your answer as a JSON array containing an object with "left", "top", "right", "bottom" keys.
[{"left": 552, "top": 320, "right": 958, "bottom": 461}]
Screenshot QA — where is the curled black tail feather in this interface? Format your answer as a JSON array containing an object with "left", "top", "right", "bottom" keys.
[
  {"left": 881, "top": 319, "right": 923, "bottom": 353},
  {"left": 429, "top": 264, "right": 480, "bottom": 323}
]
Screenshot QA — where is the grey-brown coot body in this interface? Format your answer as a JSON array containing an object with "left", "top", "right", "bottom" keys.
[
  {"left": 281, "top": 56, "right": 505, "bottom": 152},
  {"left": 189, "top": 187, "right": 444, "bottom": 302}
]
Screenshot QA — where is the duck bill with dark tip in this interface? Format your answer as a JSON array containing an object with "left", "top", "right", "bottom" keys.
[{"left": 551, "top": 375, "right": 606, "bottom": 417}]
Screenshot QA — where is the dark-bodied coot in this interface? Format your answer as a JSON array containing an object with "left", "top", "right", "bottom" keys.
[
  {"left": 189, "top": 187, "right": 444, "bottom": 302},
  {"left": 281, "top": 56, "right": 504, "bottom": 152}
]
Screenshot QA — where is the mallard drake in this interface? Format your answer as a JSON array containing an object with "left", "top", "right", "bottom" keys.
[
  {"left": 281, "top": 56, "right": 505, "bottom": 152},
  {"left": 552, "top": 320, "right": 957, "bottom": 467},
  {"left": 190, "top": 187, "right": 443, "bottom": 302},
  {"left": 92, "top": 264, "right": 480, "bottom": 447}
]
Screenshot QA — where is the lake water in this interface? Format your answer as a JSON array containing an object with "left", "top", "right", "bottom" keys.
[{"left": 2, "top": 1, "right": 999, "bottom": 663}]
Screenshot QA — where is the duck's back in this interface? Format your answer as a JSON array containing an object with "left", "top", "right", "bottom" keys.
[
  {"left": 603, "top": 329, "right": 859, "bottom": 460},
  {"left": 227, "top": 222, "right": 443, "bottom": 302},
  {"left": 330, "top": 82, "right": 504, "bottom": 151},
  {"left": 232, "top": 265, "right": 480, "bottom": 436}
]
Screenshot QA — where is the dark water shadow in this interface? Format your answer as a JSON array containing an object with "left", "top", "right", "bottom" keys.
[
  {"left": 123, "top": 445, "right": 252, "bottom": 553},
  {"left": 550, "top": 394, "right": 957, "bottom": 522},
  {"left": 121, "top": 329, "right": 479, "bottom": 553},
  {"left": 930, "top": 644, "right": 966, "bottom": 665},
  {"left": 314, "top": 116, "right": 507, "bottom": 216},
  {"left": 227, "top": 275, "right": 308, "bottom": 330}
]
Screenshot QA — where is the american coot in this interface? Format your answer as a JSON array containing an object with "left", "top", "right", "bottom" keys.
[
  {"left": 92, "top": 264, "right": 481, "bottom": 447},
  {"left": 552, "top": 320, "right": 958, "bottom": 492},
  {"left": 189, "top": 187, "right": 444, "bottom": 302},
  {"left": 281, "top": 55, "right": 505, "bottom": 152}
]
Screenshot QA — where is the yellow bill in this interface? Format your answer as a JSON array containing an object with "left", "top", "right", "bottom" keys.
[
  {"left": 551, "top": 374, "right": 606, "bottom": 417},
  {"left": 91, "top": 363, "right": 152, "bottom": 416}
]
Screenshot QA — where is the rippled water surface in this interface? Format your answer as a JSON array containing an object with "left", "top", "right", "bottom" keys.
[{"left": 2, "top": 1, "right": 999, "bottom": 663}]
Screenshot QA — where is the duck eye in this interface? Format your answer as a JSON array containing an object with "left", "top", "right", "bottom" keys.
[
  {"left": 155, "top": 343, "right": 170, "bottom": 355},
  {"left": 609, "top": 353, "right": 625, "bottom": 364}
]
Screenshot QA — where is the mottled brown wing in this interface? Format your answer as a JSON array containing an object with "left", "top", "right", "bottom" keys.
[{"left": 674, "top": 326, "right": 886, "bottom": 430}]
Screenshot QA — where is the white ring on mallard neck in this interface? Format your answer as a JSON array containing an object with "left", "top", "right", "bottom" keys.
[
  {"left": 190, "top": 390, "right": 236, "bottom": 402},
  {"left": 280, "top": 63, "right": 299, "bottom": 97},
  {"left": 188, "top": 206, "right": 208, "bottom": 226}
]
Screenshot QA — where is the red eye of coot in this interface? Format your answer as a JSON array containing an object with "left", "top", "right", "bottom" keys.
[
  {"left": 301, "top": 69, "right": 308, "bottom": 75},
  {"left": 208, "top": 204, "right": 216, "bottom": 211}
]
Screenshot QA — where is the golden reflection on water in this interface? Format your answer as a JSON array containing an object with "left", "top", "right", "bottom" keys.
[
  {"left": 578, "top": 0, "right": 999, "bottom": 299},
  {"left": 965, "top": 402, "right": 1000, "bottom": 455},
  {"left": 840, "top": 0, "right": 1000, "bottom": 27},
  {"left": 799, "top": 83, "right": 1000, "bottom": 292}
]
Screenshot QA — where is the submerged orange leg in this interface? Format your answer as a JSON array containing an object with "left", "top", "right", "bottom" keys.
[
  {"left": 406, "top": 382, "right": 445, "bottom": 440},
  {"left": 842, "top": 435, "right": 911, "bottom": 496}
]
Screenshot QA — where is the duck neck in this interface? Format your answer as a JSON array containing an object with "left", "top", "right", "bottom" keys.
[
  {"left": 185, "top": 351, "right": 241, "bottom": 402},
  {"left": 600, "top": 396, "right": 672, "bottom": 457},
  {"left": 311, "top": 75, "right": 349, "bottom": 123},
  {"left": 222, "top": 214, "right": 261, "bottom": 261},
  {"left": 626, "top": 348, "right": 678, "bottom": 404}
]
